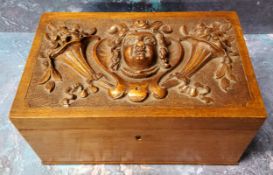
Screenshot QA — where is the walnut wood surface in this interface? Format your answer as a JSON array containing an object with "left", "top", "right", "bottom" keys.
[{"left": 9, "top": 12, "right": 266, "bottom": 164}]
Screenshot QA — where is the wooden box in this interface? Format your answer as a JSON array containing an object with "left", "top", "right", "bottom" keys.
[{"left": 10, "top": 12, "right": 266, "bottom": 164}]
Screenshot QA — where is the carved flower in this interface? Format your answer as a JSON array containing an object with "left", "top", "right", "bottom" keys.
[
  {"left": 189, "top": 21, "right": 238, "bottom": 56},
  {"left": 39, "top": 23, "right": 97, "bottom": 94}
]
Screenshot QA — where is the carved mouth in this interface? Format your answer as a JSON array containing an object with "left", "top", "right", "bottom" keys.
[{"left": 134, "top": 46, "right": 146, "bottom": 58}]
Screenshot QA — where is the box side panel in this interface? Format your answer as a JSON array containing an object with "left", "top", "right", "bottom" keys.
[
  {"left": 19, "top": 128, "right": 257, "bottom": 164},
  {"left": 14, "top": 117, "right": 264, "bottom": 164}
]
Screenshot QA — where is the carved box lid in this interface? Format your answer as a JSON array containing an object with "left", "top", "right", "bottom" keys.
[{"left": 10, "top": 12, "right": 266, "bottom": 124}]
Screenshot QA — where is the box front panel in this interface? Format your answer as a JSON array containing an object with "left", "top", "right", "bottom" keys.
[
  {"left": 17, "top": 116, "right": 264, "bottom": 164},
  {"left": 20, "top": 127, "right": 257, "bottom": 164}
]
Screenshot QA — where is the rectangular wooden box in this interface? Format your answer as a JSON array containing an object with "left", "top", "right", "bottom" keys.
[{"left": 10, "top": 12, "right": 266, "bottom": 164}]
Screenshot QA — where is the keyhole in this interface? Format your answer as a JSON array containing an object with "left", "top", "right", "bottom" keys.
[{"left": 135, "top": 135, "right": 142, "bottom": 141}]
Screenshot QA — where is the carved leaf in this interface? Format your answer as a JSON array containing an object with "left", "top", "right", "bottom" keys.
[
  {"left": 227, "top": 73, "right": 237, "bottom": 82},
  {"left": 229, "top": 51, "right": 238, "bottom": 56},
  {"left": 45, "top": 33, "right": 51, "bottom": 42},
  {"left": 108, "top": 25, "right": 119, "bottom": 35},
  {"left": 201, "top": 97, "right": 214, "bottom": 104},
  {"left": 198, "top": 86, "right": 210, "bottom": 95},
  {"left": 159, "top": 47, "right": 168, "bottom": 58},
  {"left": 194, "top": 82, "right": 203, "bottom": 88},
  {"left": 150, "top": 21, "right": 163, "bottom": 30},
  {"left": 48, "top": 41, "right": 59, "bottom": 49},
  {"left": 227, "top": 36, "right": 235, "bottom": 42},
  {"left": 71, "top": 24, "right": 81, "bottom": 32},
  {"left": 38, "top": 69, "right": 51, "bottom": 85},
  {"left": 215, "top": 64, "right": 227, "bottom": 79},
  {"left": 220, "top": 23, "right": 232, "bottom": 33},
  {"left": 230, "top": 74, "right": 237, "bottom": 82},
  {"left": 161, "top": 25, "right": 173, "bottom": 33},
  {"left": 51, "top": 69, "right": 62, "bottom": 81},
  {"left": 173, "top": 72, "right": 185, "bottom": 80},
  {"left": 226, "top": 66, "right": 237, "bottom": 82},
  {"left": 213, "top": 21, "right": 221, "bottom": 27},
  {"left": 86, "top": 27, "right": 97, "bottom": 35},
  {"left": 228, "top": 46, "right": 239, "bottom": 56},
  {"left": 41, "top": 60, "right": 49, "bottom": 68},
  {"left": 179, "top": 25, "right": 188, "bottom": 36},
  {"left": 161, "top": 79, "right": 180, "bottom": 88},
  {"left": 109, "top": 23, "right": 127, "bottom": 36},
  {"left": 45, "top": 81, "right": 55, "bottom": 93},
  {"left": 220, "top": 77, "right": 230, "bottom": 91},
  {"left": 45, "top": 33, "right": 58, "bottom": 42},
  {"left": 47, "top": 23, "right": 57, "bottom": 32}
]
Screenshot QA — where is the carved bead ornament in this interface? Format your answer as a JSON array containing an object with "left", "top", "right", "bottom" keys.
[{"left": 38, "top": 20, "right": 239, "bottom": 106}]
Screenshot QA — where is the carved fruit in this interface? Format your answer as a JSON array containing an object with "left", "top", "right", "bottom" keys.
[
  {"left": 179, "top": 84, "right": 189, "bottom": 93},
  {"left": 89, "top": 85, "right": 99, "bottom": 93},
  {"left": 108, "top": 84, "right": 126, "bottom": 99},
  {"left": 62, "top": 98, "right": 70, "bottom": 107},
  {"left": 189, "top": 87, "right": 198, "bottom": 97},
  {"left": 128, "top": 86, "right": 148, "bottom": 102},
  {"left": 149, "top": 81, "right": 167, "bottom": 99},
  {"left": 80, "top": 89, "right": 89, "bottom": 98}
]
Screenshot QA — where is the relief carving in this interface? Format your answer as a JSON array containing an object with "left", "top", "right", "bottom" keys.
[
  {"left": 38, "top": 23, "right": 101, "bottom": 93},
  {"left": 93, "top": 20, "right": 182, "bottom": 102},
  {"left": 161, "top": 21, "right": 238, "bottom": 103},
  {"left": 179, "top": 21, "right": 238, "bottom": 92},
  {"left": 38, "top": 19, "right": 239, "bottom": 106}
]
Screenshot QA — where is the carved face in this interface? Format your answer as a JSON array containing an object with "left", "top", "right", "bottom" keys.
[{"left": 123, "top": 32, "right": 157, "bottom": 70}]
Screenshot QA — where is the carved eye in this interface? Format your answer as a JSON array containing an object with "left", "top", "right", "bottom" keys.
[
  {"left": 125, "top": 37, "right": 137, "bottom": 45},
  {"left": 144, "top": 36, "right": 156, "bottom": 45}
]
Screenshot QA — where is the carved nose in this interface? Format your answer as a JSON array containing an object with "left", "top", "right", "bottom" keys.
[{"left": 136, "top": 41, "right": 144, "bottom": 48}]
